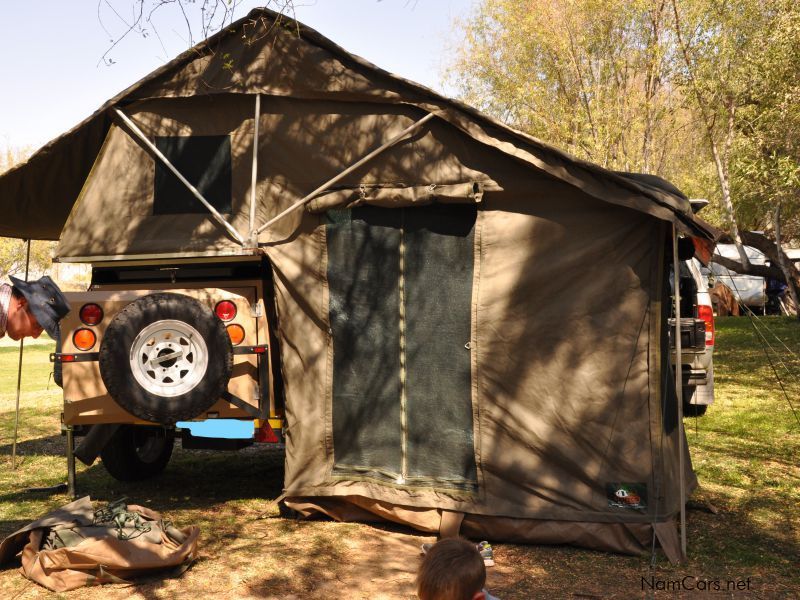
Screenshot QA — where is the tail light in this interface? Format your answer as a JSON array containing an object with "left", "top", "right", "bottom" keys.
[
  {"left": 698, "top": 305, "right": 715, "bottom": 346},
  {"left": 79, "top": 303, "right": 103, "bottom": 326},
  {"left": 73, "top": 328, "right": 97, "bottom": 351},
  {"left": 226, "top": 324, "right": 245, "bottom": 345},
  {"left": 215, "top": 300, "right": 237, "bottom": 322}
]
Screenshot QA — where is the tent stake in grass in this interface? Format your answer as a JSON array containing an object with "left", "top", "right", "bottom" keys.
[{"left": 11, "top": 239, "right": 31, "bottom": 470}]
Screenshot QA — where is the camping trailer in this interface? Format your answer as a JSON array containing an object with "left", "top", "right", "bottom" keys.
[{"left": 0, "top": 9, "right": 717, "bottom": 561}]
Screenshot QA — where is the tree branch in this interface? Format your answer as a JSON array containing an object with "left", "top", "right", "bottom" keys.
[{"left": 711, "top": 254, "right": 783, "bottom": 280}]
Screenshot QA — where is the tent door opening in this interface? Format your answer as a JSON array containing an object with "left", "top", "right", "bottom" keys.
[{"left": 326, "top": 203, "right": 478, "bottom": 490}]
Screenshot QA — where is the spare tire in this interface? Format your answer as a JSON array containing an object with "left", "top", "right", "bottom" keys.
[{"left": 99, "top": 293, "right": 233, "bottom": 425}]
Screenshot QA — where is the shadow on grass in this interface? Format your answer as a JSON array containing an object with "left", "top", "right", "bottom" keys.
[
  {"left": 73, "top": 443, "right": 287, "bottom": 512},
  {"left": 0, "top": 434, "right": 64, "bottom": 458}
]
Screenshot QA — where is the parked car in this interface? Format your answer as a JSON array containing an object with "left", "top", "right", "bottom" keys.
[
  {"left": 709, "top": 244, "right": 767, "bottom": 313},
  {"left": 670, "top": 257, "right": 715, "bottom": 417}
]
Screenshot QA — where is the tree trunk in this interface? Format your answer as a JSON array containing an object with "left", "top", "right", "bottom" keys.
[
  {"left": 709, "top": 103, "right": 750, "bottom": 269},
  {"left": 773, "top": 204, "right": 800, "bottom": 317}
]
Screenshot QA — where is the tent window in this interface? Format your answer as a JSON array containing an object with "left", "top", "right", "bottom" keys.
[
  {"left": 153, "top": 135, "right": 232, "bottom": 215},
  {"left": 326, "top": 204, "right": 478, "bottom": 490}
]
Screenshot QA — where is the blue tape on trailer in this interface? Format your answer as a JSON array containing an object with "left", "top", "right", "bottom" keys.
[{"left": 176, "top": 419, "right": 253, "bottom": 439}]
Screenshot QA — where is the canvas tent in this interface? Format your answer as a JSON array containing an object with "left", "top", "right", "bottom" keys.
[{"left": 0, "top": 9, "right": 717, "bottom": 560}]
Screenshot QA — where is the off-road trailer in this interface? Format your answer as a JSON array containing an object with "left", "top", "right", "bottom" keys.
[{"left": 51, "top": 257, "right": 285, "bottom": 485}]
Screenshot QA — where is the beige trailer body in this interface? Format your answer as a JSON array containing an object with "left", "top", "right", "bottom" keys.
[{"left": 59, "top": 282, "right": 276, "bottom": 426}]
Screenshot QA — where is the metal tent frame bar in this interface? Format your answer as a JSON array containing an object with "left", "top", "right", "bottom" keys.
[
  {"left": 113, "top": 107, "right": 246, "bottom": 246},
  {"left": 253, "top": 111, "right": 437, "bottom": 237},
  {"left": 249, "top": 95, "right": 261, "bottom": 246},
  {"left": 113, "top": 104, "right": 436, "bottom": 246},
  {"left": 672, "top": 225, "right": 687, "bottom": 560}
]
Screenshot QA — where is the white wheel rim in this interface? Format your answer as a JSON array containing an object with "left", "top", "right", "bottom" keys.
[{"left": 129, "top": 320, "right": 209, "bottom": 397}]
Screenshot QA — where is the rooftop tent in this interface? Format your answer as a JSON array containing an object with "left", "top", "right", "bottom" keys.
[{"left": 0, "top": 8, "right": 716, "bottom": 560}]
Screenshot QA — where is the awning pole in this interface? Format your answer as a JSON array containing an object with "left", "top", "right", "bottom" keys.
[
  {"left": 672, "top": 226, "right": 687, "bottom": 560},
  {"left": 112, "top": 107, "right": 246, "bottom": 246},
  {"left": 11, "top": 239, "right": 31, "bottom": 470},
  {"left": 254, "top": 111, "right": 437, "bottom": 237},
  {"left": 248, "top": 94, "right": 261, "bottom": 246}
]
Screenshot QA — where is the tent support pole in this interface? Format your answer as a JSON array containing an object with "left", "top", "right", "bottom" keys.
[
  {"left": 11, "top": 239, "right": 31, "bottom": 470},
  {"left": 112, "top": 107, "right": 246, "bottom": 246},
  {"left": 248, "top": 94, "right": 261, "bottom": 246},
  {"left": 672, "top": 225, "right": 687, "bottom": 560},
  {"left": 254, "top": 111, "right": 437, "bottom": 236}
]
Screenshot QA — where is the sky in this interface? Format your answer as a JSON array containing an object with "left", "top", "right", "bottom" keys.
[{"left": 0, "top": 0, "right": 475, "bottom": 153}]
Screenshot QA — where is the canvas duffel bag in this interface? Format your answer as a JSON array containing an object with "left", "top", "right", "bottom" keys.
[{"left": 0, "top": 496, "right": 199, "bottom": 592}]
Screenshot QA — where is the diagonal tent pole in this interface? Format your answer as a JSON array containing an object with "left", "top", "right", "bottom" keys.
[
  {"left": 253, "top": 111, "right": 437, "bottom": 237},
  {"left": 112, "top": 107, "right": 247, "bottom": 246},
  {"left": 11, "top": 239, "right": 31, "bottom": 470},
  {"left": 672, "top": 226, "right": 687, "bottom": 560}
]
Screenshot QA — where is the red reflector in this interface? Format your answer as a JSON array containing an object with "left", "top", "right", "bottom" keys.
[
  {"left": 255, "top": 421, "right": 279, "bottom": 443},
  {"left": 698, "top": 305, "right": 715, "bottom": 346},
  {"left": 62, "top": 355, "right": 76, "bottom": 362},
  {"left": 215, "top": 300, "right": 237, "bottom": 322},
  {"left": 79, "top": 303, "right": 103, "bottom": 326},
  {"left": 253, "top": 346, "right": 267, "bottom": 354}
]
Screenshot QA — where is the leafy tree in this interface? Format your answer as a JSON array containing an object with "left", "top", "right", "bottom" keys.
[
  {"left": 451, "top": 0, "right": 709, "bottom": 179},
  {"left": 670, "top": 0, "right": 800, "bottom": 306},
  {"left": 452, "top": 0, "right": 800, "bottom": 308}
]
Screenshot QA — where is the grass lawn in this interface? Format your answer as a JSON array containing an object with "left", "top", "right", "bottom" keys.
[{"left": 0, "top": 317, "right": 798, "bottom": 599}]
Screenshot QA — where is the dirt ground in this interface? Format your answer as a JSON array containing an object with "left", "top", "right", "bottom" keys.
[{"left": 1, "top": 444, "right": 797, "bottom": 599}]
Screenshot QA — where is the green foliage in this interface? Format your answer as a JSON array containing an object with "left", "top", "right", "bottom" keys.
[
  {"left": 456, "top": 1, "right": 682, "bottom": 171},
  {"left": 727, "top": 3, "right": 800, "bottom": 239},
  {"left": 0, "top": 238, "right": 56, "bottom": 281},
  {"left": 451, "top": 0, "right": 800, "bottom": 241}
]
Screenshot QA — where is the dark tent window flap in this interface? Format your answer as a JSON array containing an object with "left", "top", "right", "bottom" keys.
[
  {"left": 327, "top": 204, "right": 478, "bottom": 490},
  {"left": 153, "top": 135, "right": 232, "bottom": 215}
]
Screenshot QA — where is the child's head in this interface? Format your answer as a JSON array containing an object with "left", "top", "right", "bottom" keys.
[{"left": 416, "top": 538, "right": 487, "bottom": 600}]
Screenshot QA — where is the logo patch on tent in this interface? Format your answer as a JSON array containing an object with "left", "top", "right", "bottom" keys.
[{"left": 606, "top": 483, "right": 647, "bottom": 509}]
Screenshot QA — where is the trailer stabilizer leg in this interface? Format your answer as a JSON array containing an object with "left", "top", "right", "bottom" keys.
[{"left": 66, "top": 426, "right": 77, "bottom": 499}]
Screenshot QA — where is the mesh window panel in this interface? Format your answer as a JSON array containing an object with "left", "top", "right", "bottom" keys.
[
  {"left": 404, "top": 204, "right": 478, "bottom": 485},
  {"left": 328, "top": 207, "right": 403, "bottom": 477},
  {"left": 327, "top": 204, "right": 478, "bottom": 488},
  {"left": 153, "top": 135, "right": 232, "bottom": 215}
]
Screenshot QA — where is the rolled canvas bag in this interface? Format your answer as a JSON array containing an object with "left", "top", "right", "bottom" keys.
[{"left": 0, "top": 496, "right": 198, "bottom": 592}]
